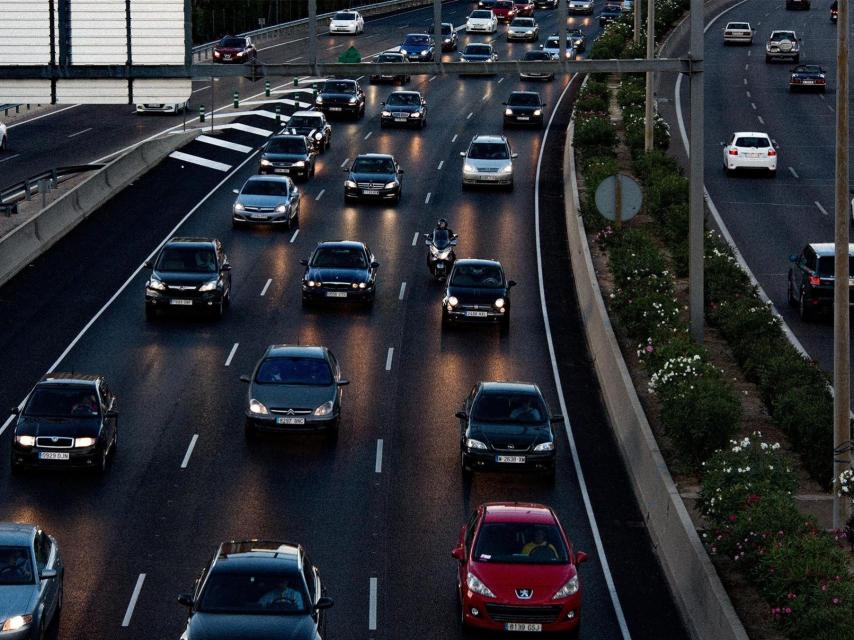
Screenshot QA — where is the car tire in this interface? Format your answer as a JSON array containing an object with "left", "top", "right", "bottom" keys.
[
  {"left": 244, "top": 419, "right": 257, "bottom": 441},
  {"left": 500, "top": 313, "right": 510, "bottom": 333},
  {"left": 787, "top": 278, "right": 798, "bottom": 307},
  {"left": 442, "top": 310, "right": 451, "bottom": 329},
  {"left": 769, "top": 168, "right": 777, "bottom": 178},
  {"left": 799, "top": 291, "right": 813, "bottom": 321},
  {"left": 145, "top": 304, "right": 156, "bottom": 321},
  {"left": 460, "top": 451, "right": 472, "bottom": 477},
  {"left": 380, "top": 119, "right": 387, "bottom": 129},
  {"left": 326, "top": 419, "right": 340, "bottom": 442}
]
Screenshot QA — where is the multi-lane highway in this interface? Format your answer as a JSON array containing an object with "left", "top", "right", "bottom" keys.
[{"left": 0, "top": 2, "right": 689, "bottom": 639}]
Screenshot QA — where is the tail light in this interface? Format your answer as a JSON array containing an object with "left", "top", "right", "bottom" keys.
[
  {"left": 768, "top": 149, "right": 777, "bottom": 157},
  {"left": 809, "top": 275, "right": 821, "bottom": 286},
  {"left": 728, "top": 148, "right": 738, "bottom": 156}
]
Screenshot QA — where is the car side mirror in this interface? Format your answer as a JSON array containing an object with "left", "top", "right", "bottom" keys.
[
  {"left": 451, "top": 546, "right": 465, "bottom": 562},
  {"left": 425, "top": 239, "right": 432, "bottom": 246},
  {"left": 337, "top": 379, "right": 350, "bottom": 386},
  {"left": 39, "top": 569, "right": 58, "bottom": 580},
  {"left": 508, "top": 280, "right": 517, "bottom": 287},
  {"left": 789, "top": 254, "right": 799, "bottom": 263},
  {"left": 550, "top": 414, "right": 563, "bottom": 423},
  {"left": 371, "top": 261, "right": 380, "bottom": 268},
  {"left": 9, "top": 406, "right": 18, "bottom": 415},
  {"left": 239, "top": 375, "right": 251, "bottom": 383},
  {"left": 450, "top": 240, "right": 458, "bottom": 246},
  {"left": 143, "top": 260, "right": 153, "bottom": 269},
  {"left": 502, "top": 102, "right": 507, "bottom": 106},
  {"left": 315, "top": 596, "right": 334, "bottom": 610},
  {"left": 232, "top": 188, "right": 239, "bottom": 194},
  {"left": 177, "top": 593, "right": 194, "bottom": 607},
  {"left": 459, "top": 151, "right": 466, "bottom": 157},
  {"left": 381, "top": 101, "right": 385, "bottom": 106},
  {"left": 511, "top": 152, "right": 519, "bottom": 159},
  {"left": 455, "top": 411, "right": 468, "bottom": 420},
  {"left": 300, "top": 259, "right": 309, "bottom": 266},
  {"left": 221, "top": 263, "right": 232, "bottom": 271},
  {"left": 575, "top": 550, "right": 588, "bottom": 564}
]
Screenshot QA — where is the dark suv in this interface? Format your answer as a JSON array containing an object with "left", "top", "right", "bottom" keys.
[
  {"left": 178, "top": 540, "right": 333, "bottom": 640},
  {"left": 787, "top": 242, "right": 854, "bottom": 320},
  {"left": 344, "top": 154, "right": 404, "bottom": 204},
  {"left": 786, "top": 0, "right": 810, "bottom": 9},
  {"left": 11, "top": 373, "right": 118, "bottom": 474},
  {"left": 315, "top": 79, "right": 365, "bottom": 120}
]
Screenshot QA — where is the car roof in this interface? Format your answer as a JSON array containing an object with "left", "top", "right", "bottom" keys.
[
  {"left": 0, "top": 523, "right": 37, "bottom": 545},
  {"left": 164, "top": 237, "right": 217, "bottom": 248},
  {"left": 268, "top": 134, "right": 307, "bottom": 141},
  {"left": 482, "top": 503, "right": 557, "bottom": 525},
  {"left": 809, "top": 243, "right": 854, "bottom": 256},
  {"left": 471, "top": 134, "right": 508, "bottom": 144},
  {"left": 291, "top": 110, "right": 323, "bottom": 118},
  {"left": 731, "top": 131, "right": 770, "bottom": 138},
  {"left": 454, "top": 257, "right": 503, "bottom": 268},
  {"left": 404, "top": 32, "right": 430, "bottom": 37},
  {"left": 388, "top": 90, "right": 421, "bottom": 96},
  {"left": 246, "top": 174, "right": 292, "bottom": 183},
  {"left": 315, "top": 240, "right": 368, "bottom": 250},
  {"left": 39, "top": 372, "right": 100, "bottom": 385},
  {"left": 264, "top": 345, "right": 328, "bottom": 359},
  {"left": 509, "top": 91, "right": 541, "bottom": 97},
  {"left": 354, "top": 153, "right": 395, "bottom": 160},
  {"left": 479, "top": 381, "right": 542, "bottom": 395},
  {"left": 214, "top": 540, "right": 302, "bottom": 573}
]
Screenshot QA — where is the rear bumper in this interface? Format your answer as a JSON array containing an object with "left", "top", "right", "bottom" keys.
[{"left": 724, "top": 156, "right": 776, "bottom": 172}]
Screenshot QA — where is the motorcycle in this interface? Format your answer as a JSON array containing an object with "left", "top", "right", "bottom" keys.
[
  {"left": 831, "top": 8, "right": 838, "bottom": 22},
  {"left": 424, "top": 229, "right": 458, "bottom": 280}
]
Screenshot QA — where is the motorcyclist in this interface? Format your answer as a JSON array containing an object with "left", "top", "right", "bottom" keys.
[{"left": 433, "top": 218, "right": 455, "bottom": 243}]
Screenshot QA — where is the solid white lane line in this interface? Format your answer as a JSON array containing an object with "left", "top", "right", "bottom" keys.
[
  {"left": 375, "top": 439, "right": 383, "bottom": 473},
  {"left": 168, "top": 151, "right": 231, "bottom": 172},
  {"left": 757, "top": 115, "right": 765, "bottom": 124},
  {"left": 399, "top": 281, "right": 406, "bottom": 300},
  {"left": 437, "top": 160, "right": 444, "bottom": 170},
  {"left": 290, "top": 229, "right": 300, "bottom": 243},
  {"left": 815, "top": 201, "right": 829, "bottom": 216},
  {"left": 0, "top": 154, "right": 20, "bottom": 163},
  {"left": 225, "top": 343, "right": 239, "bottom": 367},
  {"left": 286, "top": 55, "right": 303, "bottom": 62},
  {"left": 364, "top": 131, "right": 373, "bottom": 140},
  {"left": 316, "top": 189, "right": 325, "bottom": 201},
  {"left": 180, "top": 434, "right": 199, "bottom": 469},
  {"left": 535, "top": 74, "right": 632, "bottom": 639},
  {"left": 788, "top": 166, "right": 799, "bottom": 179},
  {"left": 466, "top": 112, "right": 473, "bottom": 119},
  {"left": 368, "top": 578, "right": 378, "bottom": 630},
  {"left": 8, "top": 104, "right": 79, "bottom": 129},
  {"left": 424, "top": 192, "right": 431, "bottom": 204},
  {"left": 260, "top": 278, "right": 272, "bottom": 296},
  {"left": 412, "top": 232, "right": 419, "bottom": 246},
  {"left": 196, "top": 135, "right": 253, "bottom": 153},
  {"left": 67, "top": 127, "right": 92, "bottom": 138},
  {"left": 192, "top": 85, "right": 210, "bottom": 93},
  {"left": 340, "top": 157, "right": 350, "bottom": 168},
  {"left": 385, "top": 347, "right": 394, "bottom": 371},
  {"left": 122, "top": 574, "right": 146, "bottom": 627}
]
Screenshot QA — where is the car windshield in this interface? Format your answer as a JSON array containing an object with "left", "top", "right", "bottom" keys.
[
  {"left": 0, "top": 547, "right": 35, "bottom": 585},
  {"left": 468, "top": 143, "right": 510, "bottom": 160},
  {"left": 322, "top": 81, "right": 356, "bottom": 94},
  {"left": 450, "top": 263, "right": 504, "bottom": 286},
  {"left": 352, "top": 157, "right": 395, "bottom": 173},
  {"left": 255, "top": 357, "right": 333, "bottom": 385},
  {"left": 770, "top": 32, "right": 795, "bottom": 41},
  {"left": 289, "top": 115, "right": 322, "bottom": 128},
  {"left": 569, "top": 29, "right": 584, "bottom": 37},
  {"left": 266, "top": 138, "right": 306, "bottom": 154},
  {"left": 604, "top": 5, "right": 621, "bottom": 13},
  {"left": 387, "top": 93, "right": 421, "bottom": 106},
  {"left": 817, "top": 256, "right": 854, "bottom": 277},
  {"left": 511, "top": 18, "right": 535, "bottom": 26},
  {"left": 441, "top": 24, "right": 452, "bottom": 34},
  {"left": 734, "top": 136, "right": 770, "bottom": 148},
  {"left": 523, "top": 51, "right": 551, "bottom": 61},
  {"left": 198, "top": 572, "right": 309, "bottom": 614},
  {"left": 333, "top": 12, "right": 356, "bottom": 20},
  {"left": 794, "top": 65, "right": 821, "bottom": 74},
  {"left": 472, "top": 391, "right": 547, "bottom": 424},
  {"left": 155, "top": 247, "right": 217, "bottom": 273},
  {"left": 219, "top": 38, "right": 245, "bottom": 48},
  {"left": 404, "top": 34, "right": 430, "bottom": 45},
  {"left": 471, "top": 10, "right": 492, "bottom": 18},
  {"left": 312, "top": 247, "right": 368, "bottom": 269},
  {"left": 508, "top": 93, "right": 540, "bottom": 106},
  {"left": 242, "top": 179, "right": 291, "bottom": 196},
  {"left": 474, "top": 523, "right": 569, "bottom": 564},
  {"left": 496, "top": 1, "right": 515, "bottom": 7},
  {"left": 377, "top": 54, "right": 404, "bottom": 63},
  {"left": 465, "top": 45, "right": 492, "bottom": 55},
  {"left": 545, "top": 37, "right": 560, "bottom": 48},
  {"left": 24, "top": 385, "right": 99, "bottom": 418}
]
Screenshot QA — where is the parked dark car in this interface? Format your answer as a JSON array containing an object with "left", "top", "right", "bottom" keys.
[
  {"left": 789, "top": 64, "right": 826, "bottom": 92},
  {"left": 144, "top": 238, "right": 231, "bottom": 319},
  {"left": 430, "top": 22, "right": 458, "bottom": 51},
  {"left": 213, "top": 35, "right": 256, "bottom": 63},
  {"left": 381, "top": 91, "right": 427, "bottom": 128},
  {"left": 344, "top": 154, "right": 404, "bottom": 204},
  {"left": 369, "top": 51, "right": 411, "bottom": 84},
  {"left": 788, "top": 242, "right": 854, "bottom": 320},
  {"left": 178, "top": 540, "right": 333, "bottom": 640},
  {"left": 315, "top": 79, "right": 365, "bottom": 120},
  {"left": 232, "top": 176, "right": 301, "bottom": 229},
  {"left": 301, "top": 241, "right": 379, "bottom": 305},
  {"left": 10, "top": 373, "right": 118, "bottom": 474},
  {"left": 241, "top": 345, "right": 348, "bottom": 439},
  {"left": 398, "top": 33, "right": 435, "bottom": 61},
  {"left": 599, "top": 4, "right": 623, "bottom": 27},
  {"left": 458, "top": 382, "right": 560, "bottom": 479},
  {"left": 442, "top": 259, "right": 515, "bottom": 329},
  {"left": 281, "top": 110, "right": 332, "bottom": 152},
  {"left": 0, "top": 523, "right": 63, "bottom": 638},
  {"left": 503, "top": 91, "right": 546, "bottom": 127},
  {"left": 259, "top": 135, "right": 316, "bottom": 180}
]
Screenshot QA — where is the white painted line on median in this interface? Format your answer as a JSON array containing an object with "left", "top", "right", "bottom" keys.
[
  {"left": 198, "top": 122, "right": 275, "bottom": 137},
  {"left": 385, "top": 347, "right": 394, "bottom": 371},
  {"left": 815, "top": 201, "right": 829, "bottom": 216},
  {"left": 196, "top": 135, "right": 253, "bottom": 153},
  {"left": 0, "top": 154, "right": 20, "bottom": 163},
  {"left": 437, "top": 160, "right": 444, "bottom": 170},
  {"left": 286, "top": 55, "right": 303, "bottom": 62},
  {"left": 290, "top": 229, "right": 300, "bottom": 243},
  {"left": 67, "top": 127, "right": 92, "bottom": 138},
  {"left": 369, "top": 577, "right": 378, "bottom": 630},
  {"left": 316, "top": 189, "right": 326, "bottom": 201},
  {"left": 412, "top": 232, "right": 419, "bottom": 246},
  {"left": 375, "top": 439, "right": 383, "bottom": 473},
  {"left": 340, "top": 157, "right": 350, "bottom": 168},
  {"left": 424, "top": 192, "right": 431, "bottom": 204},
  {"left": 225, "top": 343, "right": 239, "bottom": 367},
  {"left": 399, "top": 281, "right": 406, "bottom": 300},
  {"left": 757, "top": 115, "right": 765, "bottom": 124},
  {"left": 169, "top": 151, "right": 232, "bottom": 172},
  {"left": 788, "top": 166, "right": 799, "bottom": 179},
  {"left": 452, "top": 133, "right": 458, "bottom": 142},
  {"left": 180, "top": 434, "right": 199, "bottom": 469},
  {"left": 122, "top": 574, "right": 146, "bottom": 627},
  {"left": 364, "top": 131, "right": 373, "bottom": 140},
  {"left": 8, "top": 104, "right": 79, "bottom": 129},
  {"left": 260, "top": 278, "right": 272, "bottom": 296},
  {"left": 466, "top": 112, "right": 473, "bottom": 119}
]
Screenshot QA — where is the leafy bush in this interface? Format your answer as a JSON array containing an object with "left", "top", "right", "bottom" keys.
[
  {"left": 575, "top": 92, "right": 609, "bottom": 115},
  {"left": 574, "top": 115, "right": 616, "bottom": 154},
  {"left": 772, "top": 387, "right": 835, "bottom": 489}
]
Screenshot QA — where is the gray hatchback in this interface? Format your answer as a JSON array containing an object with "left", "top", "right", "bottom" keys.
[{"left": 0, "top": 524, "right": 62, "bottom": 640}]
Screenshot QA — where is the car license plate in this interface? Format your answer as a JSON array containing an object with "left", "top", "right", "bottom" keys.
[
  {"left": 746, "top": 153, "right": 760, "bottom": 158},
  {"left": 326, "top": 291, "right": 348, "bottom": 298},
  {"left": 505, "top": 623, "right": 542, "bottom": 632},
  {"left": 277, "top": 417, "right": 305, "bottom": 425},
  {"left": 394, "top": 117, "right": 407, "bottom": 122},
  {"left": 465, "top": 310, "right": 488, "bottom": 317},
  {"left": 362, "top": 190, "right": 380, "bottom": 195},
  {"left": 517, "top": 116, "right": 530, "bottom": 120},
  {"left": 481, "top": 175, "right": 497, "bottom": 181},
  {"left": 802, "top": 80, "right": 814, "bottom": 85},
  {"left": 329, "top": 107, "right": 342, "bottom": 111},
  {"left": 170, "top": 299, "right": 193, "bottom": 306},
  {"left": 251, "top": 214, "right": 269, "bottom": 219},
  {"left": 496, "top": 455, "right": 526, "bottom": 463},
  {"left": 39, "top": 451, "right": 70, "bottom": 460},
  {"left": 274, "top": 168, "right": 289, "bottom": 173}
]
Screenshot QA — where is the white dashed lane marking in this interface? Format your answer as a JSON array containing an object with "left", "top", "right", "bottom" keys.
[
  {"left": 369, "top": 578, "right": 378, "bottom": 630},
  {"left": 438, "top": 160, "right": 444, "bottom": 170},
  {"left": 169, "top": 151, "right": 231, "bottom": 172},
  {"left": 364, "top": 131, "right": 372, "bottom": 140},
  {"left": 290, "top": 229, "right": 300, "bottom": 243},
  {"left": 412, "top": 232, "right": 419, "bottom": 246},
  {"left": 452, "top": 134, "right": 458, "bottom": 142},
  {"left": 399, "top": 281, "right": 407, "bottom": 300},
  {"left": 425, "top": 192, "right": 431, "bottom": 204},
  {"left": 225, "top": 343, "right": 239, "bottom": 367},
  {"left": 122, "top": 574, "right": 146, "bottom": 627},
  {"left": 815, "top": 201, "right": 829, "bottom": 216},
  {"left": 260, "top": 278, "right": 272, "bottom": 296},
  {"left": 67, "top": 127, "right": 92, "bottom": 138},
  {"left": 375, "top": 439, "right": 384, "bottom": 473},
  {"left": 180, "top": 434, "right": 199, "bottom": 469},
  {"left": 788, "top": 166, "right": 799, "bottom": 179},
  {"left": 385, "top": 347, "right": 394, "bottom": 371},
  {"left": 340, "top": 157, "right": 350, "bottom": 168},
  {"left": 316, "top": 189, "right": 325, "bottom": 201}
]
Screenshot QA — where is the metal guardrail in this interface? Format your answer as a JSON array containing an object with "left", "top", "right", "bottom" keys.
[{"left": 0, "top": 165, "right": 104, "bottom": 215}]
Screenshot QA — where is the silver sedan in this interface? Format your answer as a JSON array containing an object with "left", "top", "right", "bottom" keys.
[{"left": 232, "top": 175, "right": 301, "bottom": 229}]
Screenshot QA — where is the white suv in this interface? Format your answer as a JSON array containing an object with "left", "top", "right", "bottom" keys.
[
  {"left": 765, "top": 30, "right": 800, "bottom": 62},
  {"left": 466, "top": 10, "right": 498, "bottom": 33},
  {"left": 461, "top": 135, "right": 517, "bottom": 190},
  {"left": 722, "top": 131, "right": 777, "bottom": 176}
]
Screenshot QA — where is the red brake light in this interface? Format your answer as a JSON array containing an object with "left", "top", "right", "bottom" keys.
[
  {"left": 728, "top": 148, "right": 738, "bottom": 155},
  {"left": 768, "top": 149, "right": 777, "bottom": 157},
  {"left": 809, "top": 275, "right": 821, "bottom": 286}
]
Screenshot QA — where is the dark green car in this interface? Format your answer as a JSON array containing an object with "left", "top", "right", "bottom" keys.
[{"left": 787, "top": 242, "right": 854, "bottom": 320}]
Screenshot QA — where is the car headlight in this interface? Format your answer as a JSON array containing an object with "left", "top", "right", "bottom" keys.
[
  {"left": 249, "top": 399, "right": 269, "bottom": 416},
  {"left": 314, "top": 132, "right": 323, "bottom": 141},
  {"left": 233, "top": 202, "right": 245, "bottom": 212},
  {"left": 410, "top": 111, "right": 421, "bottom": 118},
  {"left": 260, "top": 159, "right": 272, "bottom": 166},
  {"left": 213, "top": 51, "right": 221, "bottom": 57},
  {"left": 345, "top": 180, "right": 357, "bottom": 188},
  {"left": 1, "top": 615, "right": 33, "bottom": 632},
  {"left": 466, "top": 573, "right": 496, "bottom": 598},
  {"left": 494, "top": 298, "right": 505, "bottom": 308},
  {"left": 74, "top": 437, "right": 98, "bottom": 448},
  {"left": 505, "top": 108, "right": 513, "bottom": 116},
  {"left": 358, "top": 282, "right": 367, "bottom": 289},
  {"left": 447, "top": 296, "right": 459, "bottom": 307},
  {"left": 552, "top": 575, "right": 579, "bottom": 599},
  {"left": 534, "top": 441, "right": 554, "bottom": 452},
  {"left": 420, "top": 49, "right": 429, "bottom": 56},
  {"left": 500, "top": 164, "right": 513, "bottom": 173},
  {"left": 575, "top": 39, "right": 583, "bottom": 46},
  {"left": 382, "top": 110, "right": 392, "bottom": 117},
  {"left": 14, "top": 435, "right": 35, "bottom": 447},
  {"left": 348, "top": 97, "right": 357, "bottom": 104},
  {"left": 305, "top": 279, "right": 321, "bottom": 288},
  {"left": 526, "top": 30, "right": 533, "bottom": 34},
  {"left": 400, "top": 49, "right": 408, "bottom": 55},
  {"left": 292, "top": 160, "right": 305, "bottom": 167},
  {"left": 316, "top": 96, "right": 324, "bottom": 104},
  {"left": 384, "top": 181, "right": 397, "bottom": 189},
  {"left": 533, "top": 109, "right": 542, "bottom": 116},
  {"left": 147, "top": 278, "right": 166, "bottom": 291},
  {"left": 198, "top": 279, "right": 219, "bottom": 292},
  {"left": 444, "top": 38, "right": 451, "bottom": 43},
  {"left": 463, "top": 163, "right": 477, "bottom": 174},
  {"left": 313, "top": 400, "right": 335, "bottom": 417},
  {"left": 466, "top": 438, "right": 487, "bottom": 450}
]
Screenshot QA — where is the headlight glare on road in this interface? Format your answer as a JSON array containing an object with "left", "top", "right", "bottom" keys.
[
  {"left": 552, "top": 575, "right": 579, "bottom": 599},
  {"left": 314, "top": 400, "right": 335, "bottom": 416},
  {"left": 534, "top": 441, "right": 554, "bottom": 452},
  {"left": 466, "top": 573, "right": 496, "bottom": 598},
  {"left": 1, "top": 615, "right": 33, "bottom": 632},
  {"left": 74, "top": 437, "right": 97, "bottom": 448},
  {"left": 249, "top": 399, "right": 269, "bottom": 416},
  {"left": 466, "top": 438, "right": 487, "bottom": 450},
  {"left": 14, "top": 435, "right": 35, "bottom": 447},
  {"left": 199, "top": 279, "right": 219, "bottom": 292}
]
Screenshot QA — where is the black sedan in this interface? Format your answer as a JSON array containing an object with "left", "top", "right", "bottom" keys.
[
  {"left": 301, "top": 241, "right": 379, "bottom": 305},
  {"left": 10, "top": 373, "right": 118, "bottom": 474},
  {"left": 380, "top": 91, "right": 427, "bottom": 129},
  {"left": 178, "top": 540, "right": 333, "bottom": 640},
  {"left": 344, "top": 154, "right": 404, "bottom": 204},
  {"left": 144, "top": 237, "right": 232, "bottom": 319},
  {"left": 369, "top": 51, "right": 411, "bottom": 84},
  {"left": 282, "top": 110, "right": 332, "bottom": 152},
  {"left": 259, "top": 135, "right": 316, "bottom": 180},
  {"left": 457, "top": 381, "right": 561, "bottom": 479},
  {"left": 503, "top": 91, "right": 546, "bottom": 127},
  {"left": 431, "top": 22, "right": 458, "bottom": 51},
  {"left": 241, "top": 345, "right": 348, "bottom": 439},
  {"left": 442, "top": 258, "right": 515, "bottom": 330},
  {"left": 315, "top": 79, "right": 365, "bottom": 120},
  {"left": 789, "top": 64, "right": 827, "bottom": 92}
]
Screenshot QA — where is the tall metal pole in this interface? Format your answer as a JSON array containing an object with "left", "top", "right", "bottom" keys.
[
  {"left": 634, "top": 0, "right": 642, "bottom": 45},
  {"left": 643, "top": 0, "right": 655, "bottom": 152},
  {"left": 308, "top": 0, "right": 317, "bottom": 72},
  {"left": 833, "top": 0, "right": 851, "bottom": 531},
  {"left": 433, "top": 0, "right": 442, "bottom": 70},
  {"left": 558, "top": 0, "right": 567, "bottom": 62},
  {"left": 688, "top": 0, "right": 704, "bottom": 341}
]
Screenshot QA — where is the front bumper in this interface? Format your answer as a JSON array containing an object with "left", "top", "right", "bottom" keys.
[
  {"left": 461, "top": 591, "right": 581, "bottom": 632},
  {"left": 213, "top": 54, "right": 249, "bottom": 63},
  {"left": 444, "top": 304, "right": 507, "bottom": 322},
  {"left": 246, "top": 412, "right": 338, "bottom": 433},
  {"left": 145, "top": 289, "right": 225, "bottom": 309},
  {"left": 345, "top": 184, "right": 400, "bottom": 200},
  {"left": 467, "top": 23, "right": 493, "bottom": 32},
  {"left": 381, "top": 113, "right": 423, "bottom": 127},
  {"left": 462, "top": 448, "right": 555, "bottom": 472},
  {"left": 569, "top": 5, "right": 594, "bottom": 14},
  {"left": 462, "top": 171, "right": 513, "bottom": 186},
  {"left": 302, "top": 285, "right": 375, "bottom": 301},
  {"left": 259, "top": 163, "right": 310, "bottom": 178},
  {"left": 319, "top": 103, "right": 361, "bottom": 116},
  {"left": 504, "top": 112, "right": 542, "bottom": 126},
  {"left": 12, "top": 443, "right": 100, "bottom": 470},
  {"left": 507, "top": 31, "right": 537, "bottom": 41},
  {"left": 790, "top": 79, "right": 826, "bottom": 90},
  {"left": 330, "top": 25, "right": 358, "bottom": 33}
]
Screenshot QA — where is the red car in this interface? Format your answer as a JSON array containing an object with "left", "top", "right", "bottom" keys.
[
  {"left": 492, "top": 0, "right": 519, "bottom": 22},
  {"left": 212, "top": 35, "right": 257, "bottom": 63},
  {"left": 514, "top": 0, "right": 536, "bottom": 16},
  {"left": 452, "top": 503, "right": 587, "bottom": 636}
]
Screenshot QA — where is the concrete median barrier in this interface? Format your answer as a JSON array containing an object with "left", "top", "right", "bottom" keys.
[{"left": 0, "top": 130, "right": 199, "bottom": 289}]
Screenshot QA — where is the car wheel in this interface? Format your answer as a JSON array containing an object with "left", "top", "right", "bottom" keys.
[
  {"left": 10, "top": 459, "right": 24, "bottom": 476},
  {"left": 380, "top": 119, "right": 387, "bottom": 129},
  {"left": 442, "top": 310, "right": 451, "bottom": 329},
  {"left": 326, "top": 419, "right": 340, "bottom": 442},
  {"left": 500, "top": 313, "right": 510, "bottom": 333},
  {"left": 292, "top": 211, "right": 300, "bottom": 229},
  {"left": 145, "top": 304, "right": 156, "bottom": 321},
  {"left": 212, "top": 300, "right": 224, "bottom": 319},
  {"left": 787, "top": 278, "right": 798, "bottom": 307},
  {"left": 799, "top": 291, "right": 813, "bottom": 321},
  {"left": 460, "top": 451, "right": 472, "bottom": 477}
]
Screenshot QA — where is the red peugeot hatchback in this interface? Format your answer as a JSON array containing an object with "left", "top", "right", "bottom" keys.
[{"left": 452, "top": 502, "right": 587, "bottom": 635}]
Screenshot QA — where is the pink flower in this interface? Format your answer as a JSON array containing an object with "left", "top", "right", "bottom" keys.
[
  {"left": 728, "top": 514, "right": 738, "bottom": 523},
  {"left": 832, "top": 597, "right": 841, "bottom": 605},
  {"left": 645, "top": 345, "right": 654, "bottom": 353},
  {"left": 787, "top": 592, "right": 796, "bottom": 600},
  {"left": 784, "top": 607, "right": 792, "bottom": 615}
]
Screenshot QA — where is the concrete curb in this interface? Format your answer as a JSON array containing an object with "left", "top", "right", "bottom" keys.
[
  {"left": 561, "top": 118, "right": 749, "bottom": 640},
  {"left": 0, "top": 130, "right": 199, "bottom": 289}
]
